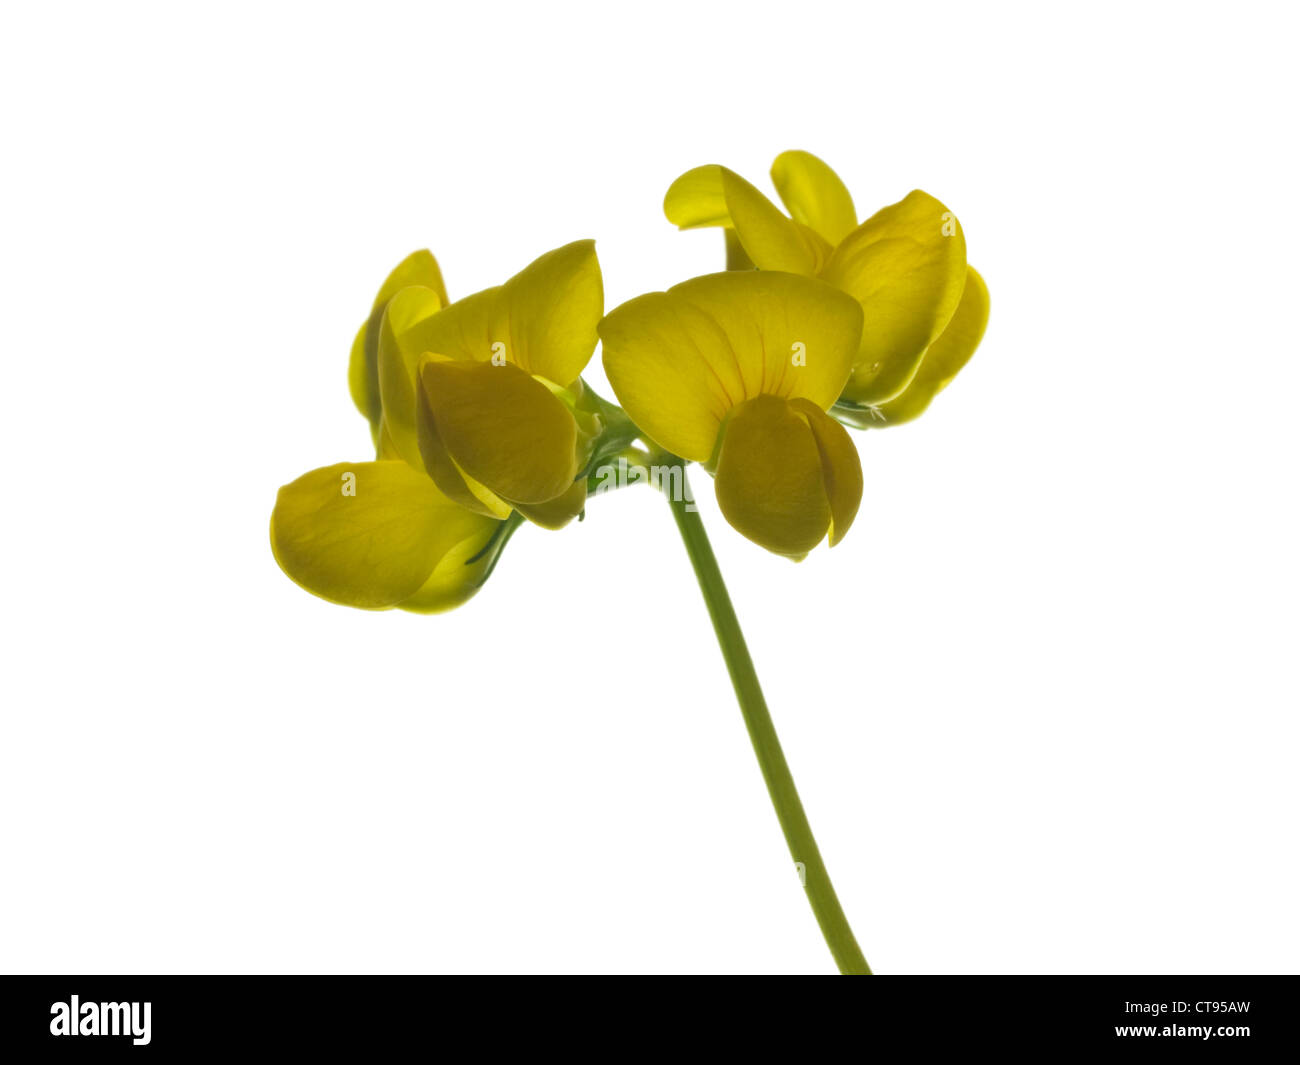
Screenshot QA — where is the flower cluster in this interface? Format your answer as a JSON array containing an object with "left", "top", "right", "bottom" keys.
[{"left": 271, "top": 151, "right": 988, "bottom": 606}]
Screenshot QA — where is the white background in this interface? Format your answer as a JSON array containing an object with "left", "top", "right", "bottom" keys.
[{"left": 2, "top": 2, "right": 1296, "bottom": 975}]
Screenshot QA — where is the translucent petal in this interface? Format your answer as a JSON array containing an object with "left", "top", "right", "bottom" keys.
[
  {"left": 350, "top": 250, "right": 449, "bottom": 431},
  {"left": 600, "top": 271, "right": 862, "bottom": 463},
  {"left": 713, "top": 396, "right": 833, "bottom": 559},
  {"left": 396, "top": 520, "right": 501, "bottom": 614},
  {"left": 420, "top": 359, "right": 578, "bottom": 505},
  {"left": 721, "top": 167, "right": 829, "bottom": 275},
  {"left": 377, "top": 285, "right": 443, "bottom": 470},
  {"left": 513, "top": 479, "right": 587, "bottom": 530},
  {"left": 270, "top": 460, "right": 493, "bottom": 610},
  {"left": 790, "top": 399, "right": 862, "bottom": 545},
  {"left": 770, "top": 150, "right": 857, "bottom": 247},
  {"left": 870, "top": 266, "right": 989, "bottom": 427},
  {"left": 398, "top": 240, "right": 601, "bottom": 385},
  {"left": 664, "top": 164, "right": 731, "bottom": 228},
  {"left": 822, "top": 190, "right": 968, "bottom": 405}
]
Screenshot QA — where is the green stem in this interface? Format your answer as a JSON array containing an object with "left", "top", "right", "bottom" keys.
[{"left": 663, "top": 466, "right": 872, "bottom": 975}]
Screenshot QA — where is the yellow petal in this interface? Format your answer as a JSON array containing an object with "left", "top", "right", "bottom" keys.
[
  {"left": 671, "top": 271, "right": 865, "bottom": 409},
  {"left": 404, "top": 286, "right": 499, "bottom": 365},
  {"left": 770, "top": 150, "right": 857, "bottom": 247},
  {"left": 350, "top": 250, "right": 449, "bottom": 431},
  {"left": 721, "top": 167, "right": 829, "bottom": 275},
  {"left": 790, "top": 399, "right": 862, "bottom": 546},
  {"left": 420, "top": 358, "right": 578, "bottom": 505},
  {"left": 664, "top": 164, "right": 732, "bottom": 228},
  {"left": 600, "top": 271, "right": 863, "bottom": 462},
  {"left": 599, "top": 290, "right": 735, "bottom": 462},
  {"left": 822, "top": 190, "right": 968, "bottom": 406},
  {"left": 664, "top": 166, "right": 762, "bottom": 271},
  {"left": 713, "top": 395, "right": 832, "bottom": 559},
  {"left": 398, "top": 240, "right": 601, "bottom": 386},
  {"left": 396, "top": 519, "right": 505, "bottom": 614},
  {"left": 377, "top": 249, "right": 449, "bottom": 309},
  {"left": 872, "top": 266, "right": 989, "bottom": 427},
  {"left": 377, "top": 418, "right": 404, "bottom": 461},
  {"left": 347, "top": 320, "right": 375, "bottom": 434},
  {"left": 270, "top": 460, "right": 493, "bottom": 610},
  {"left": 378, "top": 284, "right": 444, "bottom": 470},
  {"left": 725, "top": 228, "right": 755, "bottom": 271},
  {"left": 513, "top": 479, "right": 588, "bottom": 530},
  {"left": 414, "top": 381, "right": 515, "bottom": 519},
  {"left": 499, "top": 239, "right": 602, "bottom": 385}
]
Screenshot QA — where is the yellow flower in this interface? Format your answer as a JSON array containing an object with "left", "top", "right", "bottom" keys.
[
  {"left": 378, "top": 240, "right": 605, "bottom": 530},
  {"left": 664, "top": 150, "right": 989, "bottom": 424},
  {"left": 599, "top": 270, "right": 864, "bottom": 559},
  {"left": 272, "top": 239, "right": 605, "bottom": 611}
]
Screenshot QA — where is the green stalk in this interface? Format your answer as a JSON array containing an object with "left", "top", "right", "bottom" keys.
[{"left": 662, "top": 465, "right": 872, "bottom": 975}]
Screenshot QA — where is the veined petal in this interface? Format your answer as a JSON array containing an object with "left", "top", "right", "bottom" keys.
[
  {"left": 823, "top": 190, "right": 968, "bottom": 406},
  {"left": 398, "top": 241, "right": 601, "bottom": 386},
  {"left": 600, "top": 271, "right": 863, "bottom": 462},
  {"left": 420, "top": 358, "right": 578, "bottom": 505},
  {"left": 722, "top": 167, "right": 829, "bottom": 275},
  {"left": 770, "top": 150, "right": 857, "bottom": 247},
  {"left": 669, "top": 271, "right": 864, "bottom": 409},
  {"left": 790, "top": 399, "right": 862, "bottom": 546},
  {"left": 350, "top": 250, "right": 449, "bottom": 431},
  {"left": 872, "top": 266, "right": 989, "bottom": 427},
  {"left": 599, "top": 290, "right": 737, "bottom": 462},
  {"left": 713, "top": 395, "right": 832, "bottom": 559},
  {"left": 270, "top": 460, "right": 492, "bottom": 610}
]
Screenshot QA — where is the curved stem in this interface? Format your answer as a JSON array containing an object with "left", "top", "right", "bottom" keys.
[{"left": 663, "top": 467, "right": 872, "bottom": 975}]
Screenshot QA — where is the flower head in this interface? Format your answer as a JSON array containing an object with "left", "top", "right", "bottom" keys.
[
  {"left": 600, "top": 270, "right": 864, "bottom": 558},
  {"left": 271, "top": 240, "right": 604, "bottom": 611},
  {"left": 665, "top": 151, "right": 988, "bottom": 423}
]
